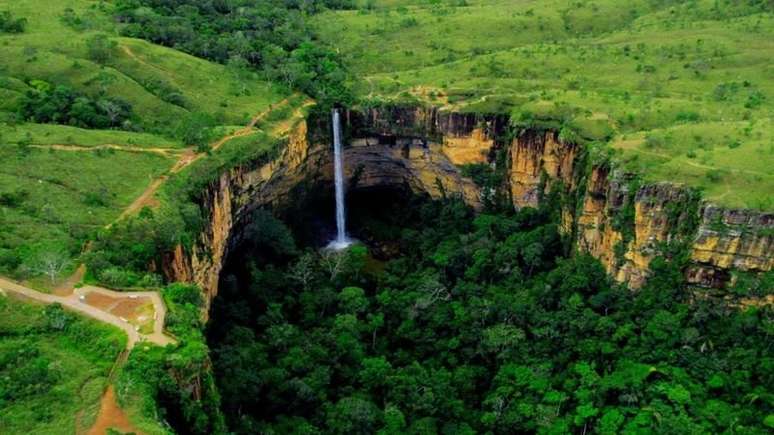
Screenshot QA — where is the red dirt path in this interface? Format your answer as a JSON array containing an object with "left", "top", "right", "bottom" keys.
[{"left": 87, "top": 385, "right": 140, "bottom": 435}]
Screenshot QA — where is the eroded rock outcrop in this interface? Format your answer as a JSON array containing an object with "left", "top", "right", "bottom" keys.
[
  {"left": 164, "top": 113, "right": 491, "bottom": 308},
  {"left": 510, "top": 130, "right": 578, "bottom": 208},
  {"left": 165, "top": 104, "right": 773, "bottom": 310},
  {"left": 575, "top": 165, "right": 626, "bottom": 279},
  {"left": 575, "top": 167, "right": 773, "bottom": 288},
  {"left": 688, "top": 206, "right": 773, "bottom": 287}
]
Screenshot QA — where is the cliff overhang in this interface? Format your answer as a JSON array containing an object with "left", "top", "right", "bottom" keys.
[{"left": 163, "top": 104, "right": 773, "bottom": 311}]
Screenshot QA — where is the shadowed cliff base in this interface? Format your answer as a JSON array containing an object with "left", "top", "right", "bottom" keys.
[{"left": 162, "top": 104, "right": 772, "bottom": 315}]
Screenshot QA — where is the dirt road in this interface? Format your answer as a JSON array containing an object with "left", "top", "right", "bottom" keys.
[
  {"left": 0, "top": 277, "right": 173, "bottom": 349},
  {"left": 111, "top": 97, "right": 295, "bottom": 224}
]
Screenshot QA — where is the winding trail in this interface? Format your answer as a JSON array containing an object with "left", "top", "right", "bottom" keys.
[
  {"left": 87, "top": 385, "right": 136, "bottom": 435},
  {"left": 113, "top": 97, "right": 295, "bottom": 223},
  {"left": 3, "top": 94, "right": 309, "bottom": 434},
  {"left": 28, "top": 143, "right": 182, "bottom": 157},
  {"left": 115, "top": 176, "right": 167, "bottom": 223},
  {"left": 120, "top": 44, "right": 176, "bottom": 79}
]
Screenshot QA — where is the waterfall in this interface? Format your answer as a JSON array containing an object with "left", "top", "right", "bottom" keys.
[{"left": 327, "top": 109, "right": 352, "bottom": 250}]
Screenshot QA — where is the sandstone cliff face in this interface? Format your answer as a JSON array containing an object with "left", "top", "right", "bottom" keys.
[
  {"left": 166, "top": 104, "right": 773, "bottom": 311},
  {"left": 339, "top": 106, "right": 506, "bottom": 168},
  {"left": 620, "top": 184, "right": 699, "bottom": 287},
  {"left": 164, "top": 123, "right": 313, "bottom": 312},
  {"left": 165, "top": 112, "right": 492, "bottom": 308},
  {"left": 509, "top": 130, "right": 578, "bottom": 208},
  {"left": 688, "top": 206, "right": 773, "bottom": 287},
  {"left": 575, "top": 167, "right": 773, "bottom": 288},
  {"left": 575, "top": 165, "right": 625, "bottom": 279}
]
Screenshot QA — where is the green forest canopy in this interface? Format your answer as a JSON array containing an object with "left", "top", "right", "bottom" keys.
[{"left": 206, "top": 195, "right": 774, "bottom": 434}]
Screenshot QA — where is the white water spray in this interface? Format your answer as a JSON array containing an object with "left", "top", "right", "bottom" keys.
[{"left": 327, "top": 109, "right": 352, "bottom": 250}]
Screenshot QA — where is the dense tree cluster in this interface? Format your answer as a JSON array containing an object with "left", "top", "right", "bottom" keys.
[
  {"left": 0, "top": 10, "right": 26, "bottom": 33},
  {"left": 18, "top": 80, "right": 134, "bottom": 129},
  {"left": 85, "top": 206, "right": 195, "bottom": 288},
  {"left": 0, "top": 342, "right": 57, "bottom": 405},
  {"left": 113, "top": 0, "right": 353, "bottom": 103},
  {"left": 206, "top": 195, "right": 773, "bottom": 434}
]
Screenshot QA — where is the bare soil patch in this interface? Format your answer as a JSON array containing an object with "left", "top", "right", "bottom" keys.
[
  {"left": 87, "top": 385, "right": 140, "bottom": 435},
  {"left": 85, "top": 292, "right": 120, "bottom": 311},
  {"left": 110, "top": 298, "right": 147, "bottom": 319}
]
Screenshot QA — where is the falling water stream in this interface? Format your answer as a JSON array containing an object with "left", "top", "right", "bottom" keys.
[{"left": 326, "top": 109, "right": 352, "bottom": 250}]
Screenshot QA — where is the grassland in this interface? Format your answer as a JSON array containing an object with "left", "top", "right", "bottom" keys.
[
  {"left": 0, "top": 0, "right": 293, "bottom": 282},
  {"left": 0, "top": 294, "right": 126, "bottom": 434},
  {"left": 0, "top": 145, "right": 173, "bottom": 281},
  {"left": 2, "top": 123, "right": 182, "bottom": 148},
  {"left": 313, "top": 0, "right": 774, "bottom": 209},
  {"left": 0, "top": 0, "right": 287, "bottom": 129}
]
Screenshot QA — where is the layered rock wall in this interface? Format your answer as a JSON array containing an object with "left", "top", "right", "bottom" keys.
[
  {"left": 575, "top": 167, "right": 773, "bottom": 288},
  {"left": 164, "top": 112, "right": 493, "bottom": 308},
  {"left": 165, "top": 104, "right": 773, "bottom": 310},
  {"left": 689, "top": 206, "right": 774, "bottom": 287},
  {"left": 509, "top": 129, "right": 579, "bottom": 208}
]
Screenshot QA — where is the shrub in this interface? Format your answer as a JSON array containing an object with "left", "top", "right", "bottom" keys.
[
  {"left": 0, "top": 343, "right": 57, "bottom": 403},
  {"left": 44, "top": 303, "right": 72, "bottom": 331},
  {"left": 177, "top": 112, "right": 216, "bottom": 148},
  {"left": 17, "top": 81, "right": 133, "bottom": 129},
  {"left": 165, "top": 282, "right": 203, "bottom": 308},
  {"left": 0, "top": 10, "right": 26, "bottom": 33},
  {"left": 0, "top": 248, "right": 22, "bottom": 274},
  {"left": 712, "top": 82, "right": 739, "bottom": 101},
  {"left": 83, "top": 189, "right": 111, "bottom": 207},
  {"left": 643, "top": 134, "right": 663, "bottom": 149},
  {"left": 60, "top": 7, "right": 95, "bottom": 31},
  {"left": 675, "top": 111, "right": 700, "bottom": 122},
  {"left": 86, "top": 34, "right": 117, "bottom": 64},
  {"left": 0, "top": 189, "right": 28, "bottom": 207},
  {"left": 98, "top": 266, "right": 140, "bottom": 288},
  {"left": 705, "top": 170, "right": 723, "bottom": 183},
  {"left": 745, "top": 90, "right": 765, "bottom": 109}
]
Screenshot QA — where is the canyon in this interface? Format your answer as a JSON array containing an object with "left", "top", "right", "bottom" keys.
[{"left": 162, "top": 105, "right": 773, "bottom": 310}]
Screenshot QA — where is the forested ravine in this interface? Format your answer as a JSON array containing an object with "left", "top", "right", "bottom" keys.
[{"left": 204, "top": 188, "right": 772, "bottom": 434}]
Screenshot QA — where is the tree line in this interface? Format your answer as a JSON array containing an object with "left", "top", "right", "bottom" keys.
[{"left": 113, "top": 0, "right": 355, "bottom": 105}]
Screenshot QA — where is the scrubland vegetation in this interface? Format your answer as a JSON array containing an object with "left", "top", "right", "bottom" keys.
[
  {"left": 314, "top": 0, "right": 774, "bottom": 208},
  {"left": 0, "top": 0, "right": 291, "bottom": 284},
  {"left": 0, "top": 296, "right": 125, "bottom": 433}
]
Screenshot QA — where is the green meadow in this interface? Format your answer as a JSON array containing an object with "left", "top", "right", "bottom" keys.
[
  {"left": 2, "top": 123, "right": 182, "bottom": 148},
  {"left": 0, "top": 0, "right": 290, "bottom": 281},
  {"left": 0, "top": 145, "right": 173, "bottom": 279},
  {"left": 313, "top": 0, "right": 774, "bottom": 209},
  {"left": 0, "top": 0, "right": 286, "bottom": 128}
]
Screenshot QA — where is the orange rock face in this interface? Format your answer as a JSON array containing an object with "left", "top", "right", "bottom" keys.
[
  {"left": 164, "top": 106, "right": 773, "bottom": 312},
  {"left": 164, "top": 117, "right": 487, "bottom": 309},
  {"left": 510, "top": 130, "right": 577, "bottom": 208}
]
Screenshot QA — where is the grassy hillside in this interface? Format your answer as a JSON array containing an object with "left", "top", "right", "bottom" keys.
[
  {"left": 0, "top": 0, "right": 290, "bottom": 282},
  {"left": 0, "top": 0, "right": 286, "bottom": 128},
  {"left": 0, "top": 146, "right": 173, "bottom": 281},
  {"left": 313, "top": 0, "right": 774, "bottom": 209},
  {"left": 0, "top": 295, "right": 126, "bottom": 434}
]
